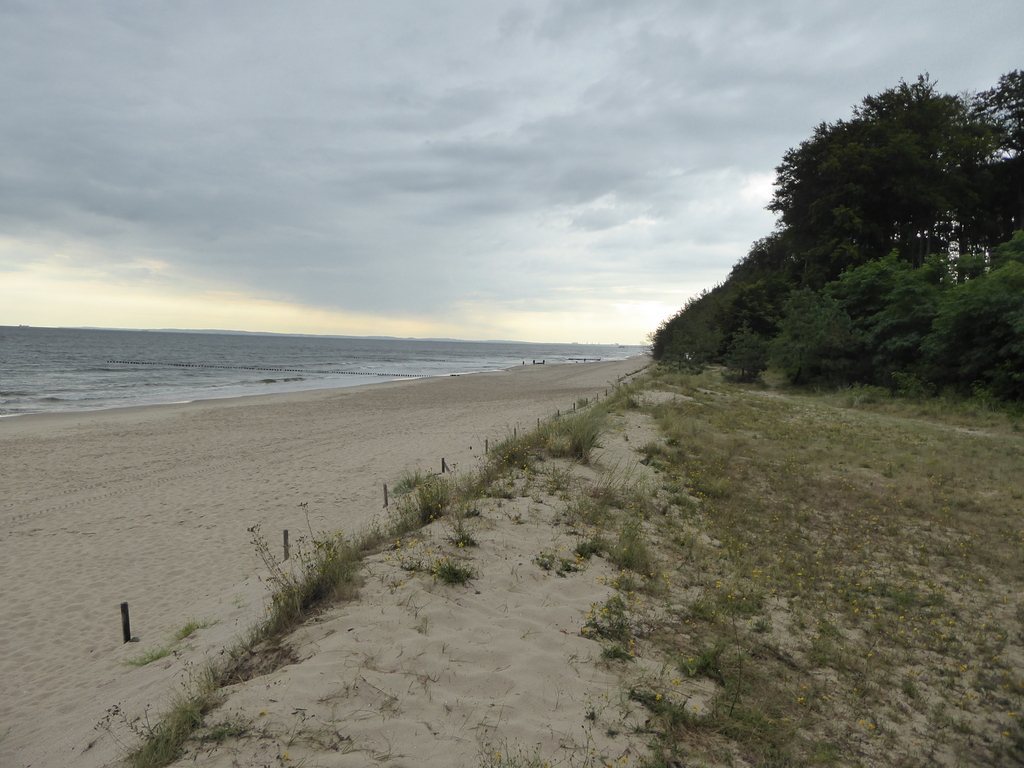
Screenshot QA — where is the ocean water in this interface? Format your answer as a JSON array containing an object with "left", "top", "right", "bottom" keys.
[{"left": 0, "top": 326, "right": 642, "bottom": 417}]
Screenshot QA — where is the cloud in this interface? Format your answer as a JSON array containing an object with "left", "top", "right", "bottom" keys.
[{"left": 1, "top": 0, "right": 1022, "bottom": 342}]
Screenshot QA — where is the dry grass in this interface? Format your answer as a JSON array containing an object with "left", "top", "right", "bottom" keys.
[
  {"left": 120, "top": 365, "right": 1024, "bottom": 768},
  {"left": 617, "top": 366, "right": 1024, "bottom": 767}
]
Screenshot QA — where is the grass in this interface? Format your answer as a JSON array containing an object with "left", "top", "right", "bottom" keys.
[
  {"left": 607, "top": 521, "right": 656, "bottom": 578},
  {"left": 601, "top": 643, "right": 635, "bottom": 663},
  {"left": 123, "top": 646, "right": 176, "bottom": 668},
  {"left": 170, "top": 618, "right": 216, "bottom": 643},
  {"left": 533, "top": 548, "right": 585, "bottom": 576},
  {"left": 123, "top": 618, "right": 218, "bottom": 667},
  {"left": 392, "top": 469, "right": 432, "bottom": 495},
  {"left": 544, "top": 408, "right": 607, "bottom": 463},
  {"left": 119, "top": 515, "right": 369, "bottom": 766},
  {"left": 119, "top": 363, "right": 1024, "bottom": 768},
  {"left": 117, "top": 414, "right": 551, "bottom": 766},
  {"left": 610, "top": 365, "right": 1024, "bottom": 766},
  {"left": 247, "top": 524, "right": 362, "bottom": 641},
  {"left": 125, "top": 692, "right": 217, "bottom": 768},
  {"left": 432, "top": 556, "right": 476, "bottom": 585}
]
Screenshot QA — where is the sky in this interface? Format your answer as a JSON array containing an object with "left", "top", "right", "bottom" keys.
[{"left": 1, "top": 1, "right": 1021, "bottom": 344}]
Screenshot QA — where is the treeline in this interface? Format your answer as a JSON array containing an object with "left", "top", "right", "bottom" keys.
[{"left": 651, "top": 73, "right": 1024, "bottom": 401}]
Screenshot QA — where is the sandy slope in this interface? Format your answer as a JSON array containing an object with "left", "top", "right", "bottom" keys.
[{"left": 0, "top": 357, "right": 646, "bottom": 768}]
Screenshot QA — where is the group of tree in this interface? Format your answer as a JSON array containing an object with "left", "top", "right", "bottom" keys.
[{"left": 651, "top": 72, "right": 1024, "bottom": 401}]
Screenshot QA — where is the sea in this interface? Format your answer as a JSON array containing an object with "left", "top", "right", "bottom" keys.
[{"left": 0, "top": 326, "right": 643, "bottom": 417}]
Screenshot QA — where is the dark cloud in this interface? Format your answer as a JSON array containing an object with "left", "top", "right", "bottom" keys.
[{"left": 1, "top": 0, "right": 1022, "bottom": 337}]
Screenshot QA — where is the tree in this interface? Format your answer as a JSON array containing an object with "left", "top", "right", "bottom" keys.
[
  {"left": 723, "top": 325, "right": 769, "bottom": 382},
  {"left": 826, "top": 254, "right": 943, "bottom": 387},
  {"left": 651, "top": 287, "right": 726, "bottom": 372},
  {"left": 650, "top": 72, "right": 1024, "bottom": 401},
  {"left": 976, "top": 70, "right": 1024, "bottom": 236},
  {"left": 768, "top": 76, "right": 997, "bottom": 284},
  {"left": 771, "top": 289, "right": 859, "bottom": 385},
  {"left": 923, "top": 258, "right": 1024, "bottom": 399},
  {"left": 992, "top": 230, "right": 1024, "bottom": 270}
]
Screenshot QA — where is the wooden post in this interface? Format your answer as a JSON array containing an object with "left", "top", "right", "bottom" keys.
[
  {"left": 485, "top": 438, "right": 489, "bottom": 454},
  {"left": 283, "top": 530, "right": 290, "bottom": 561},
  {"left": 573, "top": 402, "right": 576, "bottom": 411},
  {"left": 121, "top": 602, "right": 131, "bottom": 644},
  {"left": 383, "top": 483, "right": 389, "bottom": 508},
  {"left": 514, "top": 427, "right": 517, "bottom": 440},
  {"left": 441, "top": 458, "right": 448, "bottom": 473}
]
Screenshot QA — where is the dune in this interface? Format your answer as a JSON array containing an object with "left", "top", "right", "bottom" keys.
[{"left": 0, "top": 357, "right": 647, "bottom": 768}]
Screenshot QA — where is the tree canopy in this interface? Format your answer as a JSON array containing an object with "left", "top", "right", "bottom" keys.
[{"left": 651, "top": 72, "right": 1024, "bottom": 401}]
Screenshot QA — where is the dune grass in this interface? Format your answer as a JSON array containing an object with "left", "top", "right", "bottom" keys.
[
  {"left": 603, "top": 366, "right": 1024, "bottom": 767},
  {"left": 170, "top": 618, "right": 217, "bottom": 643},
  {"left": 469, "top": 365, "right": 1024, "bottom": 766},
  {"left": 123, "top": 362, "right": 1024, "bottom": 767},
  {"left": 122, "top": 646, "right": 176, "bottom": 668},
  {"left": 115, "top": 385, "right": 631, "bottom": 768},
  {"left": 122, "top": 618, "right": 219, "bottom": 667}
]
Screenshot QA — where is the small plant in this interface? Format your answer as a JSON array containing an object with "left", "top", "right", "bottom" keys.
[
  {"left": 388, "top": 475, "right": 456, "bottom": 534},
  {"left": 413, "top": 476, "right": 453, "bottom": 524},
  {"left": 446, "top": 513, "right": 478, "bottom": 548},
  {"left": 533, "top": 549, "right": 584, "bottom": 577},
  {"left": 627, "top": 687, "right": 693, "bottom": 734},
  {"left": 171, "top": 618, "right": 217, "bottom": 643},
  {"left": 432, "top": 556, "right": 476, "bottom": 585},
  {"left": 393, "top": 469, "right": 431, "bottom": 495},
  {"left": 582, "top": 594, "right": 633, "bottom": 643},
  {"left": 573, "top": 535, "right": 605, "bottom": 560},
  {"left": 607, "top": 522, "right": 655, "bottom": 577},
  {"left": 680, "top": 637, "right": 729, "bottom": 684},
  {"left": 489, "top": 431, "right": 539, "bottom": 472},
  {"left": 600, "top": 643, "right": 635, "bottom": 662},
  {"left": 546, "top": 465, "right": 574, "bottom": 494},
  {"left": 533, "top": 551, "right": 557, "bottom": 571},
  {"left": 197, "top": 718, "right": 250, "bottom": 743},
  {"left": 478, "top": 744, "right": 553, "bottom": 768},
  {"left": 546, "top": 410, "right": 606, "bottom": 463},
  {"left": 123, "top": 618, "right": 219, "bottom": 667},
  {"left": 123, "top": 646, "right": 176, "bottom": 667},
  {"left": 248, "top": 515, "right": 361, "bottom": 640}
]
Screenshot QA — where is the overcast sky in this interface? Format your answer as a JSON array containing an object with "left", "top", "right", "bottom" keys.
[{"left": 1, "top": 1, "right": 1021, "bottom": 343}]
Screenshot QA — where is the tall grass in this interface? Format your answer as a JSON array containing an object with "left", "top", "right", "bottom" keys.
[
  {"left": 247, "top": 525, "right": 362, "bottom": 641},
  {"left": 543, "top": 409, "right": 606, "bottom": 463}
]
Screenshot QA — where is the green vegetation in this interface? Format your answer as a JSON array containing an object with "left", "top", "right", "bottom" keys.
[
  {"left": 122, "top": 618, "right": 218, "bottom": 667},
  {"left": 652, "top": 71, "right": 1024, "bottom": 402},
  {"left": 114, "top": 366, "right": 1024, "bottom": 767},
  {"left": 113, "top": 382, "right": 635, "bottom": 768},
  {"left": 613, "top": 368, "right": 1024, "bottom": 766},
  {"left": 170, "top": 618, "right": 217, "bottom": 643},
  {"left": 432, "top": 555, "right": 477, "bottom": 585},
  {"left": 122, "top": 646, "right": 175, "bottom": 668},
  {"left": 543, "top": 408, "right": 607, "bottom": 462}
]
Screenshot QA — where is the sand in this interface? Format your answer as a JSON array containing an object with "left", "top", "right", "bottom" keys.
[{"left": 0, "top": 357, "right": 648, "bottom": 768}]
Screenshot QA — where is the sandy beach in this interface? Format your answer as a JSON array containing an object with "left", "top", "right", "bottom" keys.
[{"left": 1, "top": 357, "right": 647, "bottom": 768}]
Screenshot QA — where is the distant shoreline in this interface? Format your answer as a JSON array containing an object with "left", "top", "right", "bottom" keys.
[{"left": 0, "top": 357, "right": 628, "bottom": 421}]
